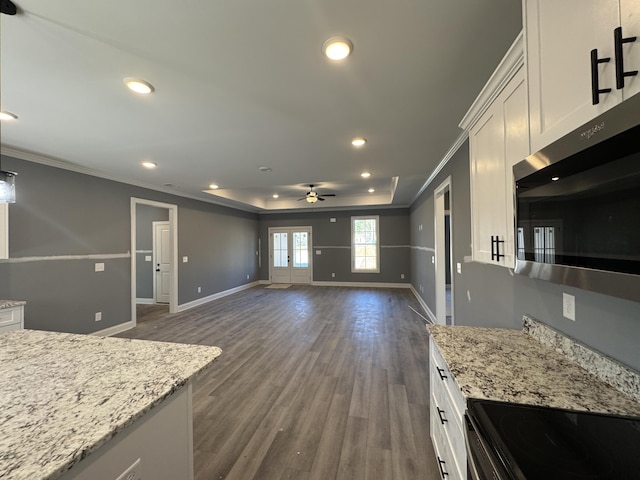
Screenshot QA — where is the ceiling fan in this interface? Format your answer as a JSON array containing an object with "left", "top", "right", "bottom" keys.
[{"left": 298, "top": 184, "right": 336, "bottom": 203}]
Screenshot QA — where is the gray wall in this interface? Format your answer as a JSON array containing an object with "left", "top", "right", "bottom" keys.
[
  {"left": 258, "top": 209, "right": 410, "bottom": 284},
  {"left": 136, "top": 204, "right": 169, "bottom": 299},
  {"left": 0, "top": 155, "right": 259, "bottom": 334},
  {"left": 409, "top": 141, "right": 640, "bottom": 371}
]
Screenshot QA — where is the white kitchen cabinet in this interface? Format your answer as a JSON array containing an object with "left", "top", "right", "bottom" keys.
[
  {"left": 429, "top": 336, "right": 466, "bottom": 480},
  {"left": 0, "top": 203, "right": 7, "bottom": 260},
  {"left": 466, "top": 50, "right": 529, "bottom": 268},
  {"left": 526, "top": 0, "right": 640, "bottom": 153},
  {"left": 0, "top": 305, "right": 24, "bottom": 332}
]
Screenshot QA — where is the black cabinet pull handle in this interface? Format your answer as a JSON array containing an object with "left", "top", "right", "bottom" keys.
[
  {"left": 437, "top": 407, "right": 448, "bottom": 424},
  {"left": 437, "top": 457, "right": 449, "bottom": 478},
  {"left": 614, "top": 26, "right": 638, "bottom": 89},
  {"left": 491, "top": 236, "right": 505, "bottom": 261},
  {"left": 436, "top": 366, "right": 447, "bottom": 380},
  {"left": 591, "top": 49, "right": 612, "bottom": 104}
]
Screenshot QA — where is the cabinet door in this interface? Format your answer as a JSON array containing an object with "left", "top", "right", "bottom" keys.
[
  {"left": 526, "top": 0, "right": 621, "bottom": 153},
  {"left": 501, "top": 68, "right": 530, "bottom": 264},
  {"left": 469, "top": 102, "right": 506, "bottom": 264},
  {"left": 620, "top": 0, "right": 640, "bottom": 100}
]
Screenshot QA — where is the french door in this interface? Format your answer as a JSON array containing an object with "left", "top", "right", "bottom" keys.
[{"left": 269, "top": 227, "right": 312, "bottom": 284}]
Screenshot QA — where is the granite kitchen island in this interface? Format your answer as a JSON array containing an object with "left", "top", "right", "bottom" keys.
[{"left": 0, "top": 329, "right": 222, "bottom": 480}]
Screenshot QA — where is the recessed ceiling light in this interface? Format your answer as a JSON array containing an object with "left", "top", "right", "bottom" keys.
[
  {"left": 368, "top": 188, "right": 375, "bottom": 193},
  {"left": 258, "top": 166, "right": 272, "bottom": 172},
  {"left": 323, "top": 37, "right": 353, "bottom": 61},
  {"left": 123, "top": 78, "right": 155, "bottom": 94},
  {"left": 0, "top": 111, "right": 18, "bottom": 121},
  {"left": 552, "top": 176, "right": 560, "bottom": 181},
  {"left": 361, "top": 171, "right": 371, "bottom": 178},
  {"left": 272, "top": 194, "right": 279, "bottom": 199},
  {"left": 352, "top": 137, "right": 367, "bottom": 147},
  {"left": 142, "top": 161, "right": 157, "bottom": 169},
  {"left": 209, "top": 184, "right": 220, "bottom": 190}
]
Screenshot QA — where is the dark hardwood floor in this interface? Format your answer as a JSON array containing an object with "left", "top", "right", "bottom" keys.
[{"left": 121, "top": 286, "right": 439, "bottom": 480}]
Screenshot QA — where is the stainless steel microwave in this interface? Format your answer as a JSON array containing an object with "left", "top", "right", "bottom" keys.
[{"left": 513, "top": 93, "right": 640, "bottom": 303}]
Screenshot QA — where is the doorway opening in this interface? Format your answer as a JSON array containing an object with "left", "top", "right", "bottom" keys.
[
  {"left": 131, "top": 198, "right": 178, "bottom": 326},
  {"left": 268, "top": 227, "right": 312, "bottom": 284},
  {"left": 434, "top": 177, "right": 455, "bottom": 325}
]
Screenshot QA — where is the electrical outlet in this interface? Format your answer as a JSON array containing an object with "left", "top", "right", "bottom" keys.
[
  {"left": 246, "top": 274, "right": 250, "bottom": 280},
  {"left": 197, "top": 287, "right": 201, "bottom": 293},
  {"left": 401, "top": 273, "right": 405, "bottom": 279},
  {"left": 95, "top": 312, "right": 102, "bottom": 322},
  {"left": 431, "top": 256, "right": 435, "bottom": 264},
  {"left": 331, "top": 273, "right": 335, "bottom": 278},
  {"left": 115, "top": 458, "right": 142, "bottom": 480},
  {"left": 563, "top": 293, "right": 576, "bottom": 321},
  {"left": 182, "top": 256, "right": 188, "bottom": 263},
  {"left": 95, "top": 262, "right": 105, "bottom": 272}
]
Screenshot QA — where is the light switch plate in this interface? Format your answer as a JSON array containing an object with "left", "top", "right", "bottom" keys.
[
  {"left": 330, "top": 218, "right": 336, "bottom": 223},
  {"left": 145, "top": 255, "right": 152, "bottom": 262},
  {"left": 95, "top": 262, "right": 105, "bottom": 272},
  {"left": 456, "top": 262, "right": 462, "bottom": 274},
  {"left": 182, "top": 256, "right": 188, "bottom": 263},
  {"left": 563, "top": 293, "right": 576, "bottom": 321},
  {"left": 115, "top": 458, "right": 142, "bottom": 480},
  {"left": 316, "top": 250, "right": 322, "bottom": 255}
]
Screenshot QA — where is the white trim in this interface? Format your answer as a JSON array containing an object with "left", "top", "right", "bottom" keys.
[
  {"left": 411, "top": 245, "right": 436, "bottom": 253},
  {"left": 268, "top": 226, "right": 313, "bottom": 284},
  {"left": 1, "top": 252, "right": 130, "bottom": 263},
  {"left": 459, "top": 31, "right": 525, "bottom": 130},
  {"left": 434, "top": 177, "right": 454, "bottom": 326},
  {"left": 412, "top": 130, "right": 469, "bottom": 205},
  {"left": 259, "top": 279, "right": 270, "bottom": 285},
  {"left": 409, "top": 285, "right": 437, "bottom": 324},
  {"left": 311, "top": 281, "right": 410, "bottom": 288},
  {"left": 91, "top": 321, "right": 135, "bottom": 337},
  {"left": 177, "top": 281, "right": 259, "bottom": 312},
  {"left": 136, "top": 298, "right": 155, "bottom": 305},
  {"left": 131, "top": 198, "right": 179, "bottom": 328}
]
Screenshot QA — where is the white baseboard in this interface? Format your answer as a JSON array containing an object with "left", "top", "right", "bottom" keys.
[
  {"left": 409, "top": 285, "right": 437, "bottom": 324},
  {"left": 177, "top": 281, "right": 260, "bottom": 312},
  {"left": 91, "top": 321, "right": 135, "bottom": 337},
  {"left": 136, "top": 298, "right": 154, "bottom": 305},
  {"left": 259, "top": 280, "right": 270, "bottom": 285},
  {"left": 311, "top": 281, "right": 411, "bottom": 288}
]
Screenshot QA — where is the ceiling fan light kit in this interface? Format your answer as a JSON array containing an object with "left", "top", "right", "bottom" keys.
[{"left": 298, "top": 184, "right": 336, "bottom": 203}]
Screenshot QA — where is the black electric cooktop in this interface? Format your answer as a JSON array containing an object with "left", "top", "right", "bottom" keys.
[{"left": 467, "top": 399, "right": 640, "bottom": 480}]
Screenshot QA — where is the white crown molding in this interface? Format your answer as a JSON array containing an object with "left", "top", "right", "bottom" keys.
[
  {"left": 0, "top": 146, "right": 261, "bottom": 214},
  {"left": 459, "top": 30, "right": 525, "bottom": 131}
]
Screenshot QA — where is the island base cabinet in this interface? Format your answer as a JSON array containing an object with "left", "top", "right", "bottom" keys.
[{"left": 59, "top": 383, "right": 194, "bottom": 480}]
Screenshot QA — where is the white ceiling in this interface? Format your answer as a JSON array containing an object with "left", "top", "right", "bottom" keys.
[{"left": 0, "top": 0, "right": 522, "bottom": 212}]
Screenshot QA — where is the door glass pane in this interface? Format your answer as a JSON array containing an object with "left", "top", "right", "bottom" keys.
[
  {"left": 293, "top": 232, "right": 308, "bottom": 268},
  {"left": 274, "top": 232, "right": 288, "bottom": 267}
]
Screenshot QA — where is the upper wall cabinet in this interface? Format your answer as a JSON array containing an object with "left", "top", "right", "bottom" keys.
[
  {"left": 526, "top": 0, "right": 640, "bottom": 152},
  {"left": 461, "top": 33, "right": 529, "bottom": 268}
]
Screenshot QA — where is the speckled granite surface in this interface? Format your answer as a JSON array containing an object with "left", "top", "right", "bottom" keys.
[
  {"left": 523, "top": 316, "right": 640, "bottom": 403},
  {"left": 0, "top": 329, "right": 222, "bottom": 480},
  {"left": 0, "top": 300, "right": 26, "bottom": 310},
  {"left": 428, "top": 325, "right": 640, "bottom": 417}
]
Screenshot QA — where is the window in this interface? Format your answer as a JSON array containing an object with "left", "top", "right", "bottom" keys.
[{"left": 351, "top": 215, "right": 379, "bottom": 272}]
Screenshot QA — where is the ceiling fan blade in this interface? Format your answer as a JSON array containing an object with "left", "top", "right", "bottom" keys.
[
  {"left": 321, "top": 194, "right": 336, "bottom": 197},
  {"left": 297, "top": 197, "right": 306, "bottom": 201},
  {"left": 317, "top": 197, "right": 325, "bottom": 201}
]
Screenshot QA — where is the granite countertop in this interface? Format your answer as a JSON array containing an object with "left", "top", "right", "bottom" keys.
[
  {"left": 428, "top": 324, "right": 640, "bottom": 417},
  {"left": 0, "top": 300, "right": 27, "bottom": 310},
  {"left": 0, "top": 329, "right": 222, "bottom": 480}
]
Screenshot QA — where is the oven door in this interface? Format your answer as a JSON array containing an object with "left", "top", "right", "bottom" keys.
[{"left": 464, "top": 414, "right": 508, "bottom": 480}]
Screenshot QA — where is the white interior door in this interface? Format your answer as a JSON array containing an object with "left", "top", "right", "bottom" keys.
[
  {"left": 153, "top": 221, "right": 171, "bottom": 303},
  {"left": 269, "top": 227, "right": 312, "bottom": 284}
]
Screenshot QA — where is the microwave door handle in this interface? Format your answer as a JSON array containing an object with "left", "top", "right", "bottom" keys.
[
  {"left": 614, "top": 26, "right": 638, "bottom": 89},
  {"left": 591, "top": 49, "right": 612, "bottom": 105}
]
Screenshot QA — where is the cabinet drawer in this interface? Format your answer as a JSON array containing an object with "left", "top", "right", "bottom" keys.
[
  {"left": 430, "top": 391, "right": 466, "bottom": 475},
  {"left": 430, "top": 337, "right": 466, "bottom": 420},
  {"left": 430, "top": 399, "right": 464, "bottom": 480},
  {"left": 0, "top": 308, "right": 19, "bottom": 328}
]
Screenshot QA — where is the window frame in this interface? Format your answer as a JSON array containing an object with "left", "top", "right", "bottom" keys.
[{"left": 351, "top": 215, "right": 380, "bottom": 273}]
